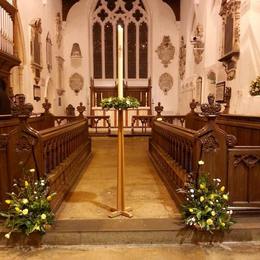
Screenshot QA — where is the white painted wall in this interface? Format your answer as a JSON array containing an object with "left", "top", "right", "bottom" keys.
[
  {"left": 62, "top": 0, "right": 180, "bottom": 115},
  {"left": 178, "top": 0, "right": 260, "bottom": 116},
  {"left": 14, "top": 0, "right": 63, "bottom": 114},
  {"left": 13, "top": 0, "right": 260, "bottom": 116}
]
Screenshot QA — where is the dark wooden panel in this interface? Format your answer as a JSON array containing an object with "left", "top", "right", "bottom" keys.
[{"left": 228, "top": 148, "right": 260, "bottom": 209}]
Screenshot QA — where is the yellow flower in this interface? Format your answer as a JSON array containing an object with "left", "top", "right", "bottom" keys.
[
  {"left": 34, "top": 225, "right": 40, "bottom": 231},
  {"left": 41, "top": 214, "right": 47, "bottom": 220},
  {"left": 221, "top": 223, "right": 226, "bottom": 227},
  {"left": 22, "top": 198, "right": 28, "bottom": 204},
  {"left": 211, "top": 211, "right": 216, "bottom": 216},
  {"left": 29, "top": 169, "right": 35, "bottom": 173},
  {"left": 223, "top": 194, "right": 228, "bottom": 200},
  {"left": 24, "top": 181, "right": 29, "bottom": 188},
  {"left": 198, "top": 160, "right": 205, "bottom": 165},
  {"left": 15, "top": 207, "right": 20, "bottom": 212},
  {"left": 220, "top": 186, "right": 225, "bottom": 192},
  {"left": 200, "top": 183, "right": 206, "bottom": 189},
  {"left": 206, "top": 219, "right": 213, "bottom": 225},
  {"left": 200, "top": 196, "right": 205, "bottom": 202},
  {"left": 4, "top": 233, "right": 10, "bottom": 239},
  {"left": 22, "top": 209, "right": 28, "bottom": 215},
  {"left": 47, "top": 195, "right": 52, "bottom": 201},
  {"left": 5, "top": 200, "right": 12, "bottom": 204},
  {"left": 209, "top": 194, "right": 215, "bottom": 200},
  {"left": 189, "top": 208, "right": 194, "bottom": 213}
]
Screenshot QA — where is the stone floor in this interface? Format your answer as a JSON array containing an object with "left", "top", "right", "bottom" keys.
[
  {"left": 1, "top": 243, "right": 260, "bottom": 259},
  {"left": 56, "top": 137, "right": 178, "bottom": 220}
]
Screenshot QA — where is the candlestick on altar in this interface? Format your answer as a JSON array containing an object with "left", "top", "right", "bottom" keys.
[{"left": 109, "top": 25, "right": 133, "bottom": 218}]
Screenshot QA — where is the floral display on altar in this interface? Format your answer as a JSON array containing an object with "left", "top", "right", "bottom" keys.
[
  {"left": 181, "top": 161, "right": 234, "bottom": 233},
  {"left": 100, "top": 96, "right": 140, "bottom": 110},
  {"left": 0, "top": 168, "right": 56, "bottom": 239}
]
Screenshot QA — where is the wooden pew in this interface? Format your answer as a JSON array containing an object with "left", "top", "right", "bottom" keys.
[
  {"left": 183, "top": 99, "right": 260, "bottom": 146},
  {"left": 149, "top": 95, "right": 260, "bottom": 213},
  {"left": 0, "top": 99, "right": 92, "bottom": 212}
]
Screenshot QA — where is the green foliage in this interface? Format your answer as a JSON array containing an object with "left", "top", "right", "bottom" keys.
[
  {"left": 181, "top": 171, "right": 234, "bottom": 233},
  {"left": 249, "top": 76, "right": 260, "bottom": 96},
  {"left": 0, "top": 168, "right": 56, "bottom": 239},
  {"left": 100, "top": 96, "right": 140, "bottom": 110}
]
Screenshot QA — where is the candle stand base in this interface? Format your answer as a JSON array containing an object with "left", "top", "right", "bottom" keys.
[{"left": 108, "top": 207, "right": 133, "bottom": 218}]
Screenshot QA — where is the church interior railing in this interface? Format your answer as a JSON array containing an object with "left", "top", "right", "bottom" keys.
[
  {"left": 0, "top": 99, "right": 92, "bottom": 212},
  {"left": 149, "top": 97, "right": 260, "bottom": 213}
]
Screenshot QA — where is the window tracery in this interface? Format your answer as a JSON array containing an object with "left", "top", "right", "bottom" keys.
[{"left": 92, "top": 0, "right": 149, "bottom": 80}]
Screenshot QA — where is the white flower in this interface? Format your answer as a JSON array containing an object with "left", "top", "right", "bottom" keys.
[
  {"left": 41, "top": 183, "right": 45, "bottom": 186},
  {"left": 189, "top": 189, "right": 194, "bottom": 193},
  {"left": 4, "top": 233, "right": 10, "bottom": 239},
  {"left": 198, "top": 160, "right": 204, "bottom": 165},
  {"left": 126, "top": 100, "right": 130, "bottom": 105},
  {"left": 22, "top": 198, "right": 29, "bottom": 204},
  {"left": 191, "top": 194, "right": 194, "bottom": 198},
  {"left": 34, "top": 182, "right": 38, "bottom": 185},
  {"left": 216, "top": 178, "right": 221, "bottom": 182},
  {"left": 216, "top": 200, "right": 219, "bottom": 203},
  {"left": 34, "top": 191, "right": 37, "bottom": 194},
  {"left": 191, "top": 217, "right": 196, "bottom": 222},
  {"left": 186, "top": 198, "right": 189, "bottom": 201},
  {"left": 29, "top": 169, "right": 35, "bottom": 173},
  {"left": 22, "top": 208, "right": 28, "bottom": 215},
  {"left": 229, "top": 210, "right": 233, "bottom": 215}
]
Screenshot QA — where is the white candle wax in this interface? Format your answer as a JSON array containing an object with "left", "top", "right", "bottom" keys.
[{"left": 118, "top": 25, "right": 123, "bottom": 98}]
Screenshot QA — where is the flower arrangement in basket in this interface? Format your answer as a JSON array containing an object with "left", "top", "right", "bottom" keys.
[
  {"left": 181, "top": 161, "right": 234, "bottom": 233},
  {"left": 249, "top": 76, "right": 260, "bottom": 96},
  {"left": 100, "top": 96, "right": 140, "bottom": 110},
  {"left": 0, "top": 168, "right": 56, "bottom": 239}
]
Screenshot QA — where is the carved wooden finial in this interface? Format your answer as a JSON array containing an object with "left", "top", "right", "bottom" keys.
[
  {"left": 11, "top": 94, "right": 33, "bottom": 117},
  {"left": 200, "top": 94, "right": 221, "bottom": 117},
  {"left": 77, "top": 102, "right": 86, "bottom": 117},
  {"left": 42, "top": 98, "right": 52, "bottom": 114},
  {"left": 155, "top": 102, "right": 164, "bottom": 117},
  {"left": 190, "top": 99, "right": 198, "bottom": 113},
  {"left": 66, "top": 104, "right": 75, "bottom": 116}
]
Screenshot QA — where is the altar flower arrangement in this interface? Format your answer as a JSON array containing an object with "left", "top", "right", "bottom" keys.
[
  {"left": 181, "top": 162, "right": 234, "bottom": 233},
  {"left": 249, "top": 76, "right": 260, "bottom": 96},
  {"left": 0, "top": 168, "right": 56, "bottom": 239},
  {"left": 100, "top": 96, "right": 140, "bottom": 110}
]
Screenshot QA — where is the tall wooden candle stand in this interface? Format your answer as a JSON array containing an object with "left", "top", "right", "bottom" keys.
[{"left": 109, "top": 109, "right": 133, "bottom": 218}]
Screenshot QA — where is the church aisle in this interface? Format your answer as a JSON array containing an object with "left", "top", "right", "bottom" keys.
[{"left": 56, "top": 137, "right": 178, "bottom": 219}]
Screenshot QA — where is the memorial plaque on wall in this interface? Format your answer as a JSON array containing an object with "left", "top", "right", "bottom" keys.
[{"left": 215, "top": 81, "right": 226, "bottom": 102}]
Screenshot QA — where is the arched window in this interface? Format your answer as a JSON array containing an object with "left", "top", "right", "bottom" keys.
[{"left": 92, "top": 0, "right": 149, "bottom": 80}]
